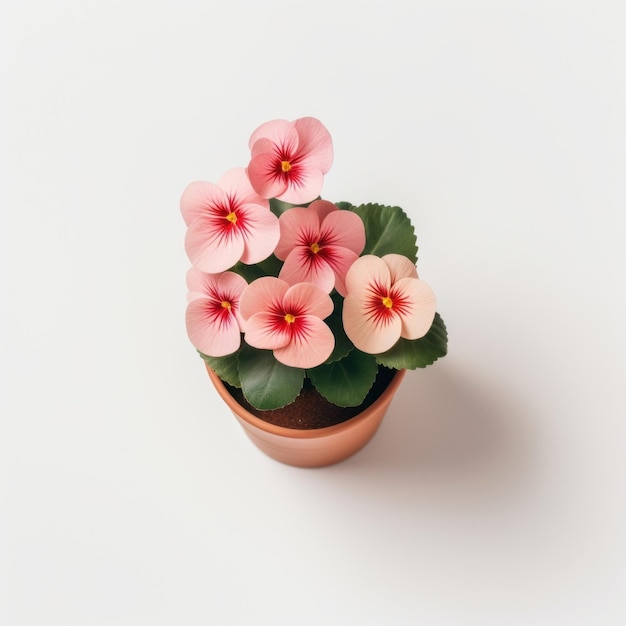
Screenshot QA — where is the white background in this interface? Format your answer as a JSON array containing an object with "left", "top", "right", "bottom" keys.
[{"left": 1, "top": 1, "right": 625, "bottom": 624}]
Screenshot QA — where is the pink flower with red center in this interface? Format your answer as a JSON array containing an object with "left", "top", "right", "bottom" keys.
[
  {"left": 239, "top": 277, "right": 335, "bottom": 369},
  {"left": 246, "top": 117, "right": 333, "bottom": 205},
  {"left": 275, "top": 200, "right": 366, "bottom": 296},
  {"left": 181, "top": 168, "right": 280, "bottom": 274},
  {"left": 342, "top": 254, "right": 437, "bottom": 354},
  {"left": 185, "top": 268, "right": 247, "bottom": 357}
]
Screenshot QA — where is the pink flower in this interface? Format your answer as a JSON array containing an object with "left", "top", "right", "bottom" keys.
[
  {"left": 342, "top": 254, "right": 437, "bottom": 354},
  {"left": 247, "top": 117, "right": 333, "bottom": 204},
  {"left": 185, "top": 268, "right": 247, "bottom": 357},
  {"left": 274, "top": 200, "right": 366, "bottom": 296},
  {"left": 181, "top": 168, "right": 280, "bottom": 273},
  {"left": 240, "top": 277, "right": 335, "bottom": 369}
]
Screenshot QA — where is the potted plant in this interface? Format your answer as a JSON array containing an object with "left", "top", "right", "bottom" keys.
[{"left": 181, "top": 117, "right": 448, "bottom": 467}]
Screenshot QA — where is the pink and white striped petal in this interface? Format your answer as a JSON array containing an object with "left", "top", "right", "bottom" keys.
[
  {"left": 218, "top": 168, "right": 268, "bottom": 207},
  {"left": 237, "top": 202, "right": 280, "bottom": 265},
  {"left": 249, "top": 120, "right": 299, "bottom": 154},
  {"left": 345, "top": 255, "right": 391, "bottom": 294},
  {"left": 343, "top": 254, "right": 436, "bottom": 354},
  {"left": 247, "top": 151, "right": 289, "bottom": 200},
  {"left": 279, "top": 247, "right": 337, "bottom": 294},
  {"left": 275, "top": 208, "right": 320, "bottom": 260},
  {"left": 184, "top": 270, "right": 247, "bottom": 357},
  {"left": 239, "top": 276, "right": 290, "bottom": 321},
  {"left": 395, "top": 277, "right": 437, "bottom": 340},
  {"left": 276, "top": 204, "right": 366, "bottom": 295},
  {"left": 283, "top": 283, "right": 334, "bottom": 320},
  {"left": 320, "top": 209, "right": 367, "bottom": 254},
  {"left": 186, "top": 268, "right": 246, "bottom": 310},
  {"left": 273, "top": 316, "right": 335, "bottom": 369},
  {"left": 186, "top": 298, "right": 242, "bottom": 357},
  {"left": 343, "top": 289, "right": 403, "bottom": 354},
  {"left": 247, "top": 117, "right": 333, "bottom": 204},
  {"left": 185, "top": 214, "right": 245, "bottom": 273},
  {"left": 186, "top": 266, "right": 210, "bottom": 303},
  {"left": 243, "top": 312, "right": 292, "bottom": 350},
  {"left": 180, "top": 181, "right": 223, "bottom": 227},
  {"left": 382, "top": 253, "right": 419, "bottom": 283},
  {"left": 292, "top": 117, "right": 334, "bottom": 172},
  {"left": 325, "top": 247, "right": 360, "bottom": 297},
  {"left": 308, "top": 199, "right": 338, "bottom": 223},
  {"left": 240, "top": 276, "right": 335, "bottom": 369},
  {"left": 277, "top": 168, "right": 324, "bottom": 205}
]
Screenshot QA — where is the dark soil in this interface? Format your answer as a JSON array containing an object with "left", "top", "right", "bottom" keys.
[{"left": 224, "top": 366, "right": 396, "bottom": 430}]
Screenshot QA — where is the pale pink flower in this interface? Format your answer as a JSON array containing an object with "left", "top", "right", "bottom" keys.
[
  {"left": 181, "top": 168, "right": 280, "bottom": 273},
  {"left": 185, "top": 268, "right": 247, "bottom": 357},
  {"left": 240, "top": 277, "right": 335, "bottom": 369},
  {"left": 247, "top": 117, "right": 333, "bottom": 204},
  {"left": 342, "top": 254, "right": 437, "bottom": 354},
  {"left": 275, "top": 200, "right": 365, "bottom": 296}
]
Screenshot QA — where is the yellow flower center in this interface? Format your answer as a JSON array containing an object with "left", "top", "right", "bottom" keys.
[
  {"left": 281, "top": 160, "right": 292, "bottom": 172},
  {"left": 221, "top": 301, "right": 231, "bottom": 310},
  {"left": 382, "top": 296, "right": 393, "bottom": 309},
  {"left": 226, "top": 211, "right": 237, "bottom": 224},
  {"left": 310, "top": 242, "right": 320, "bottom": 254},
  {"left": 284, "top": 313, "right": 296, "bottom": 324}
]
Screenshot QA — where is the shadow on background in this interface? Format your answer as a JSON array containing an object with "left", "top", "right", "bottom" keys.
[{"left": 335, "top": 362, "right": 539, "bottom": 510}]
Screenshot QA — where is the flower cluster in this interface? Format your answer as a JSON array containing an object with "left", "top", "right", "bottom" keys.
[{"left": 182, "top": 117, "right": 447, "bottom": 410}]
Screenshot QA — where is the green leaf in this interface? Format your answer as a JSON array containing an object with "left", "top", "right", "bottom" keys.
[
  {"left": 198, "top": 350, "right": 241, "bottom": 387},
  {"left": 350, "top": 203, "right": 418, "bottom": 263},
  {"left": 230, "top": 261, "right": 266, "bottom": 282},
  {"left": 269, "top": 196, "right": 326, "bottom": 216},
  {"left": 375, "top": 313, "right": 448, "bottom": 370},
  {"left": 323, "top": 292, "right": 354, "bottom": 363},
  {"left": 231, "top": 254, "right": 283, "bottom": 282},
  {"left": 269, "top": 197, "right": 314, "bottom": 217},
  {"left": 256, "top": 254, "right": 283, "bottom": 277},
  {"left": 308, "top": 350, "right": 379, "bottom": 407},
  {"left": 238, "top": 346, "right": 304, "bottom": 410},
  {"left": 334, "top": 201, "right": 354, "bottom": 211}
]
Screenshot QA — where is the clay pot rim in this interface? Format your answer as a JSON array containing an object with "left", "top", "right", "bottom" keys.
[{"left": 206, "top": 365, "right": 406, "bottom": 440}]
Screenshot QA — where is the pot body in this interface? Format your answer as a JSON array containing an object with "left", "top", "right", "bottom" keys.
[{"left": 206, "top": 366, "right": 406, "bottom": 468}]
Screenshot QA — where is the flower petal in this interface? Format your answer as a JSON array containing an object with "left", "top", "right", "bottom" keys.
[
  {"left": 344, "top": 254, "right": 391, "bottom": 294},
  {"left": 383, "top": 254, "right": 419, "bottom": 283},
  {"left": 246, "top": 118, "right": 331, "bottom": 205},
  {"left": 323, "top": 246, "right": 360, "bottom": 297},
  {"left": 243, "top": 312, "right": 292, "bottom": 350},
  {"left": 283, "top": 283, "right": 334, "bottom": 320},
  {"left": 308, "top": 199, "right": 338, "bottom": 223},
  {"left": 274, "top": 316, "right": 334, "bottom": 368},
  {"left": 237, "top": 203, "right": 280, "bottom": 265},
  {"left": 184, "top": 214, "right": 245, "bottom": 273},
  {"left": 186, "top": 266, "right": 209, "bottom": 302},
  {"left": 180, "top": 181, "right": 224, "bottom": 227},
  {"left": 292, "top": 117, "right": 333, "bottom": 173},
  {"left": 218, "top": 167, "right": 269, "bottom": 207},
  {"left": 343, "top": 290, "right": 402, "bottom": 354},
  {"left": 239, "top": 276, "right": 290, "bottom": 321},
  {"left": 275, "top": 207, "right": 320, "bottom": 260},
  {"left": 249, "top": 119, "right": 299, "bottom": 153},
  {"left": 185, "top": 298, "right": 241, "bottom": 357},
  {"left": 186, "top": 268, "right": 247, "bottom": 303},
  {"left": 214, "top": 270, "right": 248, "bottom": 295},
  {"left": 320, "top": 209, "right": 366, "bottom": 255},
  {"left": 278, "top": 247, "right": 337, "bottom": 293},
  {"left": 247, "top": 151, "right": 289, "bottom": 199},
  {"left": 216, "top": 271, "right": 248, "bottom": 328},
  {"left": 276, "top": 166, "right": 324, "bottom": 205},
  {"left": 394, "top": 277, "right": 437, "bottom": 340}
]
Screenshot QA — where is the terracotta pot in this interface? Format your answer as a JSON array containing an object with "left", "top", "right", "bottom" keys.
[{"left": 206, "top": 366, "right": 406, "bottom": 468}]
